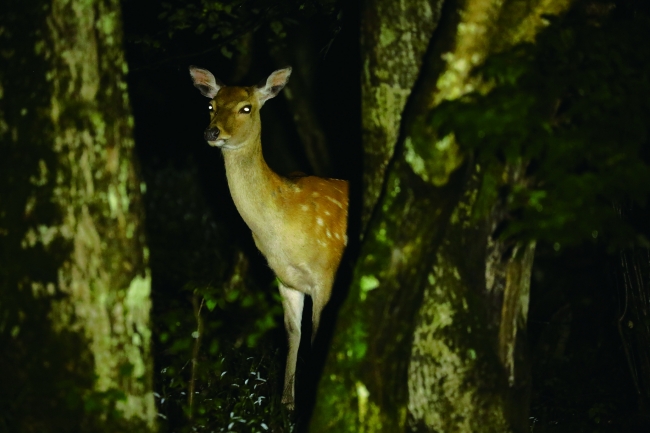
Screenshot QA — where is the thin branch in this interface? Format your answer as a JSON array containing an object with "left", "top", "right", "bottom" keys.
[
  {"left": 188, "top": 292, "right": 205, "bottom": 420},
  {"left": 618, "top": 252, "right": 642, "bottom": 396}
]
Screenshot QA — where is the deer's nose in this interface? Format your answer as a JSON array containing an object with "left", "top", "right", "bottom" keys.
[{"left": 204, "top": 127, "right": 220, "bottom": 141}]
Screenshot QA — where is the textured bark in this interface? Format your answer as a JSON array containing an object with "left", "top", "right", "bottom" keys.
[
  {"left": 309, "top": 155, "right": 467, "bottom": 433},
  {"left": 408, "top": 168, "right": 536, "bottom": 432},
  {"left": 310, "top": 0, "right": 574, "bottom": 431},
  {"left": 359, "top": 0, "right": 443, "bottom": 231},
  {"left": 0, "top": 0, "right": 155, "bottom": 431},
  {"left": 405, "top": 0, "right": 572, "bottom": 428}
]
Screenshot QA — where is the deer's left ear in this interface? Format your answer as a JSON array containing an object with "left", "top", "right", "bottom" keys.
[{"left": 256, "top": 67, "right": 292, "bottom": 105}]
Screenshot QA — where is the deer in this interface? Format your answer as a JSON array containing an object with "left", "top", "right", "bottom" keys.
[{"left": 189, "top": 65, "right": 349, "bottom": 409}]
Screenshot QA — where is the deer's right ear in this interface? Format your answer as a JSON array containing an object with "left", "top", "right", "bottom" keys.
[{"left": 189, "top": 66, "right": 223, "bottom": 99}]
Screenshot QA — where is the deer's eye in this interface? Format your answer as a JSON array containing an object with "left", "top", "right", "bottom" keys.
[
  {"left": 239, "top": 105, "right": 252, "bottom": 114},
  {"left": 208, "top": 105, "right": 214, "bottom": 112}
]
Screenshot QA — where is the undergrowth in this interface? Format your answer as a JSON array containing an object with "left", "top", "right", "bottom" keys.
[
  {"left": 143, "top": 163, "right": 293, "bottom": 432},
  {"left": 155, "top": 343, "right": 293, "bottom": 432}
]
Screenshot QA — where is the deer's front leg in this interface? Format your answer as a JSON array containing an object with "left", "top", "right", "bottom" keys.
[{"left": 278, "top": 283, "right": 304, "bottom": 410}]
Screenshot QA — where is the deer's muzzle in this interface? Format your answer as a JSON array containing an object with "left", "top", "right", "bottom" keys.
[{"left": 204, "top": 127, "right": 220, "bottom": 142}]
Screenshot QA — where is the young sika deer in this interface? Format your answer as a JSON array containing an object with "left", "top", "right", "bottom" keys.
[{"left": 189, "top": 66, "right": 348, "bottom": 409}]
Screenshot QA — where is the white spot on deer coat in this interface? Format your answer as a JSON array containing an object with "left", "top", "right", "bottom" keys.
[{"left": 326, "top": 196, "right": 343, "bottom": 208}]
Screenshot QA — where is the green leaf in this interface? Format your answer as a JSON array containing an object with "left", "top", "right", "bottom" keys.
[{"left": 221, "top": 45, "right": 233, "bottom": 59}]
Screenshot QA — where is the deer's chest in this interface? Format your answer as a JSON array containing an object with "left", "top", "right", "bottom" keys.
[{"left": 251, "top": 230, "right": 325, "bottom": 294}]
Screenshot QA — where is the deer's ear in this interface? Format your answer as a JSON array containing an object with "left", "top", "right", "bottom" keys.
[
  {"left": 256, "top": 67, "right": 292, "bottom": 105},
  {"left": 189, "top": 66, "right": 223, "bottom": 99}
]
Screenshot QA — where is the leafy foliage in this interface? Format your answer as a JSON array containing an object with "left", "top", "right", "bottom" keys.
[
  {"left": 142, "top": 163, "right": 288, "bottom": 431},
  {"left": 154, "top": 278, "right": 288, "bottom": 432},
  {"left": 123, "top": 0, "right": 342, "bottom": 69},
  {"left": 432, "top": 0, "right": 650, "bottom": 249},
  {"left": 156, "top": 341, "right": 293, "bottom": 432}
]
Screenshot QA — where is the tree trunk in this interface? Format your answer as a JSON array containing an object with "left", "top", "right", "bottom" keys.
[
  {"left": 310, "top": 0, "right": 573, "bottom": 431},
  {"left": 0, "top": 0, "right": 156, "bottom": 431},
  {"left": 408, "top": 167, "right": 536, "bottom": 432},
  {"left": 359, "top": 0, "right": 443, "bottom": 231}
]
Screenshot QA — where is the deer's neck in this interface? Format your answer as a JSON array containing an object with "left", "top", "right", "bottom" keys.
[{"left": 222, "top": 135, "right": 285, "bottom": 240}]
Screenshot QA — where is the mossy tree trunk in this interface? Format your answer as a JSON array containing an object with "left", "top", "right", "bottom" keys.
[
  {"left": 359, "top": 0, "right": 443, "bottom": 231},
  {"left": 310, "top": 0, "right": 573, "bottom": 431},
  {"left": 0, "top": 0, "right": 156, "bottom": 431}
]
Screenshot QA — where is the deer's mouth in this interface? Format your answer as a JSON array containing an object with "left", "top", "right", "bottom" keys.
[{"left": 208, "top": 138, "right": 227, "bottom": 148}]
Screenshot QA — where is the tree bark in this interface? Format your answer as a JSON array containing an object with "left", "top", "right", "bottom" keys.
[
  {"left": 0, "top": 0, "right": 156, "bottom": 431},
  {"left": 310, "top": 0, "right": 573, "bottom": 431},
  {"left": 359, "top": 0, "right": 443, "bottom": 231},
  {"left": 408, "top": 167, "right": 536, "bottom": 432}
]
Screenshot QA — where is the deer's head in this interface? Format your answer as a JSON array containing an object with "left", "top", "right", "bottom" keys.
[{"left": 189, "top": 66, "right": 292, "bottom": 150}]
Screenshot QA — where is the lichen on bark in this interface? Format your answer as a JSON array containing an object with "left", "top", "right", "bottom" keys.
[
  {"left": 407, "top": 171, "right": 526, "bottom": 432},
  {"left": 404, "top": 0, "right": 574, "bottom": 429},
  {"left": 311, "top": 154, "right": 466, "bottom": 432},
  {"left": 0, "top": 0, "right": 155, "bottom": 430},
  {"left": 409, "top": 249, "right": 511, "bottom": 432},
  {"left": 404, "top": 0, "right": 576, "bottom": 186},
  {"left": 312, "top": 0, "right": 576, "bottom": 431},
  {"left": 360, "top": 0, "right": 444, "bottom": 231}
]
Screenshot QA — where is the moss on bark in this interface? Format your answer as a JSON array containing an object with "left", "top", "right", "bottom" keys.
[
  {"left": 359, "top": 0, "right": 444, "bottom": 231},
  {"left": 311, "top": 0, "right": 575, "bottom": 431},
  {"left": 403, "top": 1, "right": 573, "bottom": 428},
  {"left": 310, "top": 154, "right": 466, "bottom": 432},
  {"left": 0, "top": 0, "right": 155, "bottom": 431},
  {"left": 408, "top": 168, "right": 536, "bottom": 432}
]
